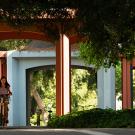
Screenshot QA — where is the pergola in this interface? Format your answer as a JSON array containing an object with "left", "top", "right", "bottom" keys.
[{"left": 0, "top": 21, "right": 134, "bottom": 114}]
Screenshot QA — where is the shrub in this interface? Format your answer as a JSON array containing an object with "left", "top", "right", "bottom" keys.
[{"left": 47, "top": 108, "right": 135, "bottom": 128}]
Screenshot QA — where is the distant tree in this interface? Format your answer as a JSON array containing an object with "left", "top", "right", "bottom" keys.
[
  {"left": 29, "top": 68, "right": 97, "bottom": 125},
  {"left": 71, "top": 68, "right": 97, "bottom": 112},
  {"left": 0, "top": 39, "right": 30, "bottom": 50},
  {"left": 30, "top": 69, "right": 56, "bottom": 126},
  {"left": 115, "top": 62, "right": 122, "bottom": 100}
]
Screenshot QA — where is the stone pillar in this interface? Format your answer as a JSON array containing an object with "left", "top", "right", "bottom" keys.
[
  {"left": 56, "top": 34, "right": 71, "bottom": 116},
  {"left": 97, "top": 67, "right": 115, "bottom": 109}
]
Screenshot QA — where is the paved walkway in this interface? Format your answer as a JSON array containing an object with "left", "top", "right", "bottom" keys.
[{"left": 0, "top": 128, "right": 135, "bottom": 135}]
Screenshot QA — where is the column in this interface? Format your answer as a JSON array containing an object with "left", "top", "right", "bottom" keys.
[
  {"left": 7, "top": 51, "right": 14, "bottom": 126},
  {"left": 122, "top": 58, "right": 131, "bottom": 109},
  {"left": 56, "top": 34, "right": 71, "bottom": 116},
  {"left": 7, "top": 51, "right": 19, "bottom": 126},
  {"left": 97, "top": 67, "right": 115, "bottom": 109}
]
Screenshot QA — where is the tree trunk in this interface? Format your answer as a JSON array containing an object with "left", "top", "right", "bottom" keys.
[{"left": 31, "top": 89, "right": 48, "bottom": 124}]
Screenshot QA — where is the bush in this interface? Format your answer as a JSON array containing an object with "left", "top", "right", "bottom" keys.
[{"left": 47, "top": 108, "right": 135, "bottom": 128}]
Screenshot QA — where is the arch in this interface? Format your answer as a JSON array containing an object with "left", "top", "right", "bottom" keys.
[
  {"left": 26, "top": 64, "right": 96, "bottom": 125},
  {"left": 26, "top": 65, "right": 56, "bottom": 125}
]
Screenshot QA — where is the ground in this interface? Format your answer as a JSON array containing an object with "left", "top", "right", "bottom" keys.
[{"left": 0, "top": 128, "right": 135, "bottom": 135}]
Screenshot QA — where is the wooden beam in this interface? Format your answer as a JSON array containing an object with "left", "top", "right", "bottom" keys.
[{"left": 0, "top": 31, "right": 51, "bottom": 41}]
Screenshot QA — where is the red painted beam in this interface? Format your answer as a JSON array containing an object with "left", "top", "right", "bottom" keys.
[
  {"left": 0, "top": 31, "right": 52, "bottom": 42},
  {"left": 69, "top": 34, "right": 85, "bottom": 45}
]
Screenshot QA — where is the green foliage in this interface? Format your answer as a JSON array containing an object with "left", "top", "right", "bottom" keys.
[
  {"left": 115, "top": 62, "right": 122, "bottom": 100},
  {"left": 30, "top": 69, "right": 56, "bottom": 126},
  {"left": 30, "top": 114, "right": 37, "bottom": 126},
  {"left": 0, "top": 39, "right": 30, "bottom": 50},
  {"left": 79, "top": 41, "right": 121, "bottom": 68},
  {"left": 132, "top": 70, "right": 135, "bottom": 107},
  {"left": 30, "top": 113, "right": 45, "bottom": 126},
  {"left": 48, "top": 108, "right": 135, "bottom": 128},
  {"left": 71, "top": 69, "right": 97, "bottom": 112},
  {"left": 31, "top": 69, "right": 56, "bottom": 112},
  {"left": 30, "top": 68, "right": 97, "bottom": 125},
  {"left": 78, "top": 0, "right": 135, "bottom": 67}
]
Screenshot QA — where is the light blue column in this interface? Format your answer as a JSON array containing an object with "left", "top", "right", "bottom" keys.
[
  {"left": 97, "top": 67, "right": 115, "bottom": 109},
  {"left": 7, "top": 51, "right": 19, "bottom": 126}
]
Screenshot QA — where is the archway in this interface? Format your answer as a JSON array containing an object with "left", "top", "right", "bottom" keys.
[
  {"left": 26, "top": 65, "right": 56, "bottom": 126},
  {"left": 26, "top": 64, "right": 97, "bottom": 126}
]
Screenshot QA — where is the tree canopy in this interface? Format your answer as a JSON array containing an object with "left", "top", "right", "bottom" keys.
[{"left": 0, "top": 0, "right": 135, "bottom": 67}]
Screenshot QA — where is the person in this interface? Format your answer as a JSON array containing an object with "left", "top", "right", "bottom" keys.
[
  {"left": 0, "top": 76, "right": 12, "bottom": 96},
  {"left": 0, "top": 76, "right": 12, "bottom": 126}
]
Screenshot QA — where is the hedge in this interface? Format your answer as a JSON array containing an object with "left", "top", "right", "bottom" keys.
[{"left": 47, "top": 108, "right": 135, "bottom": 128}]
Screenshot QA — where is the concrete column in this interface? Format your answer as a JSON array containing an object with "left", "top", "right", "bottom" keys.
[
  {"left": 97, "top": 67, "right": 115, "bottom": 109},
  {"left": 56, "top": 34, "right": 71, "bottom": 116}
]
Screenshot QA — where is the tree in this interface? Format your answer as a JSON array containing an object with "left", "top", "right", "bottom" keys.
[
  {"left": 29, "top": 69, "right": 56, "bottom": 126},
  {"left": 78, "top": 0, "right": 135, "bottom": 68},
  {"left": 115, "top": 62, "right": 122, "bottom": 100},
  {"left": 0, "top": 39, "right": 30, "bottom": 50},
  {"left": 0, "top": 0, "right": 135, "bottom": 67},
  {"left": 71, "top": 68, "right": 97, "bottom": 112},
  {"left": 29, "top": 68, "right": 97, "bottom": 125}
]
